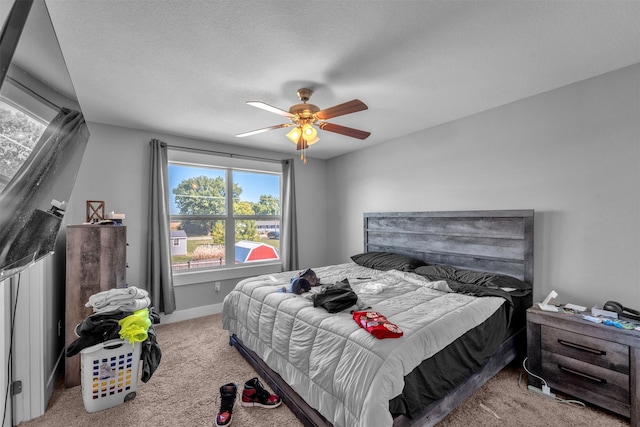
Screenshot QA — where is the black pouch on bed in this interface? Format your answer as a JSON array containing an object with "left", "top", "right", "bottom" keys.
[{"left": 313, "top": 279, "right": 358, "bottom": 313}]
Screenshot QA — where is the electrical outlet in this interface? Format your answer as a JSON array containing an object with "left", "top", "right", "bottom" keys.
[{"left": 215, "top": 282, "right": 221, "bottom": 292}]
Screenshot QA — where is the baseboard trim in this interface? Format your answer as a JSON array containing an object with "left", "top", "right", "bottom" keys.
[{"left": 159, "top": 303, "right": 223, "bottom": 324}]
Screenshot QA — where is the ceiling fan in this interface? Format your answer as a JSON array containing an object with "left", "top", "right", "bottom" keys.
[{"left": 236, "top": 88, "right": 370, "bottom": 163}]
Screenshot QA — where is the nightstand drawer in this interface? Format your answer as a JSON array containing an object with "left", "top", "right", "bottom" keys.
[
  {"left": 541, "top": 325, "right": 629, "bottom": 374},
  {"left": 542, "top": 351, "right": 629, "bottom": 403}
]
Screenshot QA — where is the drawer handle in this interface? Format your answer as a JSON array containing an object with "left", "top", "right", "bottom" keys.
[
  {"left": 557, "top": 339, "right": 606, "bottom": 356},
  {"left": 558, "top": 364, "right": 607, "bottom": 384}
]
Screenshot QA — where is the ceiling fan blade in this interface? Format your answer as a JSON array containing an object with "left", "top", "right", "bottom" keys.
[
  {"left": 236, "top": 123, "right": 290, "bottom": 137},
  {"left": 315, "top": 99, "right": 368, "bottom": 120},
  {"left": 317, "top": 122, "right": 371, "bottom": 140},
  {"left": 247, "top": 101, "right": 295, "bottom": 119}
]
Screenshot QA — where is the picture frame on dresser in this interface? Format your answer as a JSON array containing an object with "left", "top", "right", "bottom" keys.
[{"left": 527, "top": 305, "right": 640, "bottom": 427}]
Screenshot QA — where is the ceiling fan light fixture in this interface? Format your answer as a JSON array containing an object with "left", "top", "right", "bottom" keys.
[
  {"left": 240, "top": 88, "right": 370, "bottom": 164},
  {"left": 286, "top": 127, "right": 301, "bottom": 143},
  {"left": 301, "top": 123, "right": 317, "bottom": 142}
]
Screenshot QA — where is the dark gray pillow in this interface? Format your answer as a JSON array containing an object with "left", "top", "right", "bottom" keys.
[
  {"left": 413, "top": 265, "right": 457, "bottom": 279},
  {"left": 454, "top": 269, "right": 531, "bottom": 290},
  {"left": 351, "top": 251, "right": 427, "bottom": 272},
  {"left": 414, "top": 264, "right": 530, "bottom": 290}
]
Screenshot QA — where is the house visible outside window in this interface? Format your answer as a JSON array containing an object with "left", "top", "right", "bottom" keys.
[
  {"left": 0, "top": 100, "right": 46, "bottom": 192},
  {"left": 167, "top": 150, "right": 281, "bottom": 273}
]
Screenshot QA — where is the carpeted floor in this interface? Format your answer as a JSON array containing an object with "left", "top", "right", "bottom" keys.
[{"left": 17, "top": 314, "right": 630, "bottom": 426}]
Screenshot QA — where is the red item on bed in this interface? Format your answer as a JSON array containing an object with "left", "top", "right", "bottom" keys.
[{"left": 352, "top": 311, "right": 403, "bottom": 339}]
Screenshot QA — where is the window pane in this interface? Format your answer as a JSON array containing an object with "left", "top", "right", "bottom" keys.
[
  {"left": 0, "top": 101, "right": 46, "bottom": 191},
  {"left": 234, "top": 225, "right": 280, "bottom": 264},
  {"left": 169, "top": 163, "right": 226, "bottom": 215},
  {"left": 170, "top": 219, "right": 226, "bottom": 270},
  {"left": 232, "top": 170, "right": 281, "bottom": 264},
  {"left": 233, "top": 170, "right": 280, "bottom": 215}
]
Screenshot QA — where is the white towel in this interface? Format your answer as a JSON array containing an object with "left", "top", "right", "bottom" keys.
[
  {"left": 85, "top": 286, "right": 149, "bottom": 309},
  {"left": 92, "top": 296, "right": 151, "bottom": 314},
  {"left": 358, "top": 282, "right": 386, "bottom": 295},
  {"left": 423, "top": 280, "right": 454, "bottom": 292}
]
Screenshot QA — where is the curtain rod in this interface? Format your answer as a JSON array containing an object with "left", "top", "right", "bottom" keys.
[
  {"left": 7, "top": 75, "right": 61, "bottom": 111},
  {"left": 164, "top": 143, "right": 285, "bottom": 164}
]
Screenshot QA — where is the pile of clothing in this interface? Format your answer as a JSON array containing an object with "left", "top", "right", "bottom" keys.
[
  {"left": 66, "top": 286, "right": 162, "bottom": 383},
  {"left": 85, "top": 286, "right": 151, "bottom": 314},
  {"left": 280, "top": 268, "right": 319, "bottom": 294}
]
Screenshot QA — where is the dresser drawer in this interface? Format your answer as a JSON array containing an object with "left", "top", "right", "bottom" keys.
[
  {"left": 542, "top": 350, "right": 629, "bottom": 404},
  {"left": 541, "top": 325, "right": 629, "bottom": 374}
]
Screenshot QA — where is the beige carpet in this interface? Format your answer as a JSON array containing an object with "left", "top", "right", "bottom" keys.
[{"left": 18, "top": 314, "right": 629, "bottom": 426}]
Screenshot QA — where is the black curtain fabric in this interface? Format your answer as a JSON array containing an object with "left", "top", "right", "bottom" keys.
[{"left": 146, "top": 139, "right": 176, "bottom": 314}]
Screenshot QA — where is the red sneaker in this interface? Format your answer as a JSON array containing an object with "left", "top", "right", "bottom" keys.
[
  {"left": 240, "top": 377, "right": 282, "bottom": 408},
  {"left": 215, "top": 383, "right": 237, "bottom": 426}
]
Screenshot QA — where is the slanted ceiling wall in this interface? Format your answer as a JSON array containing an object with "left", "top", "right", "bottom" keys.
[{"left": 325, "top": 64, "right": 640, "bottom": 309}]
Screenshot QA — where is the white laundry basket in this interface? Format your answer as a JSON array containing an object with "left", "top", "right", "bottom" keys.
[{"left": 80, "top": 338, "right": 140, "bottom": 412}]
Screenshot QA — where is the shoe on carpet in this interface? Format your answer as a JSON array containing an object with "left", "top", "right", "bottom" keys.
[
  {"left": 215, "top": 382, "right": 237, "bottom": 426},
  {"left": 241, "top": 377, "right": 282, "bottom": 408}
]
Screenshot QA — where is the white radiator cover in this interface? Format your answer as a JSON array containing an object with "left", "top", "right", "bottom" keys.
[{"left": 1, "top": 254, "right": 61, "bottom": 425}]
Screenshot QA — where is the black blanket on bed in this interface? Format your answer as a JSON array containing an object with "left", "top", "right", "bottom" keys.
[
  {"left": 389, "top": 303, "right": 510, "bottom": 419},
  {"left": 388, "top": 281, "right": 520, "bottom": 420}
]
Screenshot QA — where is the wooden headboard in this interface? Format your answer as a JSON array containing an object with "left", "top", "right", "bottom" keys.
[{"left": 363, "top": 210, "right": 534, "bottom": 285}]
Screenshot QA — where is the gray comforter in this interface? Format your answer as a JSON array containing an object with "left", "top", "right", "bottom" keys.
[{"left": 222, "top": 263, "right": 506, "bottom": 427}]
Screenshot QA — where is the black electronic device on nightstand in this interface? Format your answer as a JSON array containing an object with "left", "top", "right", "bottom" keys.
[{"left": 603, "top": 301, "right": 640, "bottom": 322}]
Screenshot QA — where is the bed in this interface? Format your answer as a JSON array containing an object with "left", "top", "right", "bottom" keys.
[{"left": 222, "top": 210, "right": 534, "bottom": 426}]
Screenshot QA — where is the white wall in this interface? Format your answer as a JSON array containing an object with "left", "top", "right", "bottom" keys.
[
  {"left": 64, "top": 124, "right": 329, "bottom": 311},
  {"left": 325, "top": 64, "right": 640, "bottom": 309}
]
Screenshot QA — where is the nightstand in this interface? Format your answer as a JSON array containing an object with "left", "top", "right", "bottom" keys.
[{"left": 527, "top": 306, "right": 639, "bottom": 427}]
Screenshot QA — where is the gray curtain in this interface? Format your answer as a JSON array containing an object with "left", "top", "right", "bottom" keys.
[
  {"left": 280, "top": 159, "right": 298, "bottom": 271},
  {"left": 146, "top": 139, "right": 176, "bottom": 314},
  {"left": 0, "top": 108, "right": 89, "bottom": 275}
]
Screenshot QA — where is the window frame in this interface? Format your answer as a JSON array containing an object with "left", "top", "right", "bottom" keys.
[{"left": 167, "top": 149, "right": 284, "bottom": 285}]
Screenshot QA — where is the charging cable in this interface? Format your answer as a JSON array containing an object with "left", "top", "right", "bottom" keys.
[{"left": 520, "top": 357, "right": 586, "bottom": 407}]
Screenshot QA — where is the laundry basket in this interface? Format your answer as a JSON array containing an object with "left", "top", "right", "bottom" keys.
[{"left": 80, "top": 338, "right": 141, "bottom": 412}]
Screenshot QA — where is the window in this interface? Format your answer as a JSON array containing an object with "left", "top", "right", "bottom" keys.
[
  {"left": 167, "top": 150, "right": 281, "bottom": 272},
  {"left": 0, "top": 100, "right": 47, "bottom": 191},
  {"left": 1, "top": 74, "right": 59, "bottom": 193}
]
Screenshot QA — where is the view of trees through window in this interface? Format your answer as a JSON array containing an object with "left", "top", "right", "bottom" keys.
[
  {"left": 0, "top": 100, "right": 46, "bottom": 191},
  {"left": 168, "top": 163, "right": 281, "bottom": 270}
]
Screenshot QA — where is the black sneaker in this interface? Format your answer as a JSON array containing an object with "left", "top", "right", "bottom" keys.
[
  {"left": 215, "top": 383, "right": 237, "bottom": 426},
  {"left": 240, "top": 377, "right": 282, "bottom": 408}
]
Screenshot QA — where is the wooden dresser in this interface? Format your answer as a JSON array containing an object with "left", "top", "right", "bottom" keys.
[
  {"left": 65, "top": 225, "right": 127, "bottom": 387},
  {"left": 527, "top": 306, "right": 640, "bottom": 426}
]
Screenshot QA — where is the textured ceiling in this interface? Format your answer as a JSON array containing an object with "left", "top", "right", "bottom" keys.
[{"left": 39, "top": 0, "right": 640, "bottom": 160}]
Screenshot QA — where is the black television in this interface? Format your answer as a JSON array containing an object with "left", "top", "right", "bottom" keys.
[{"left": 0, "top": 0, "right": 89, "bottom": 280}]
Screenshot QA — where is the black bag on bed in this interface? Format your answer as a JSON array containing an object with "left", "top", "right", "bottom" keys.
[{"left": 313, "top": 279, "right": 358, "bottom": 313}]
